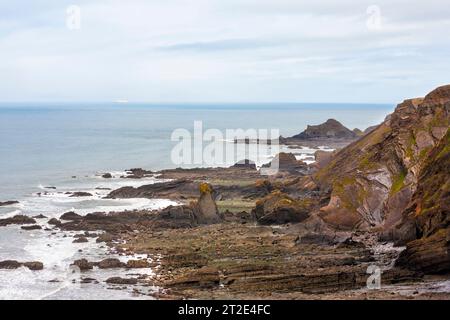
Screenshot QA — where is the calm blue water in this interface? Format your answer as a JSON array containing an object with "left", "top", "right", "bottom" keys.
[{"left": 0, "top": 102, "right": 393, "bottom": 201}]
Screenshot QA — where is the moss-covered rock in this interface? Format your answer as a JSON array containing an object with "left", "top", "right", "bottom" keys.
[
  {"left": 252, "top": 191, "right": 312, "bottom": 225},
  {"left": 314, "top": 85, "right": 450, "bottom": 233}
]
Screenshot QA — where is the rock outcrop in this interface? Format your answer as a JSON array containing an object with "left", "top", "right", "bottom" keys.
[
  {"left": 312, "top": 85, "right": 449, "bottom": 274},
  {"left": 396, "top": 228, "right": 450, "bottom": 274},
  {"left": 0, "top": 215, "right": 36, "bottom": 227},
  {"left": 232, "top": 159, "right": 257, "bottom": 170},
  {"left": 315, "top": 85, "right": 449, "bottom": 232},
  {"left": 150, "top": 183, "right": 221, "bottom": 228},
  {"left": 252, "top": 191, "right": 312, "bottom": 225},
  {"left": 262, "top": 152, "right": 310, "bottom": 174},
  {"left": 60, "top": 211, "right": 83, "bottom": 221},
  {"left": 291, "top": 119, "right": 357, "bottom": 140},
  {"left": 0, "top": 201, "right": 19, "bottom": 207},
  {"left": 0, "top": 260, "right": 43, "bottom": 270}
]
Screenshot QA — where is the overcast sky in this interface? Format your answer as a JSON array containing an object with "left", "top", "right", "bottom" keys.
[{"left": 1, "top": 0, "right": 450, "bottom": 103}]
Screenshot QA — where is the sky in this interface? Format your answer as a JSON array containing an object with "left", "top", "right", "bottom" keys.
[{"left": 1, "top": 0, "right": 450, "bottom": 103}]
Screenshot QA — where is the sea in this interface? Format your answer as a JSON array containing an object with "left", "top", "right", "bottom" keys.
[{"left": 0, "top": 102, "right": 394, "bottom": 299}]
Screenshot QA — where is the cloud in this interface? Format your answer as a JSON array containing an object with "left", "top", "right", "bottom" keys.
[{"left": 0, "top": 0, "right": 449, "bottom": 103}]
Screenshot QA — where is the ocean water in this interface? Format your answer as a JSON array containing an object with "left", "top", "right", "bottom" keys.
[
  {"left": 0, "top": 102, "right": 394, "bottom": 299},
  {"left": 0, "top": 102, "right": 393, "bottom": 201}
]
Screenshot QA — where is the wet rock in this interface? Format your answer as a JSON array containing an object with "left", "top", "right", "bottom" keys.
[
  {"left": 82, "top": 231, "right": 98, "bottom": 238},
  {"left": 0, "top": 201, "right": 19, "bottom": 207},
  {"left": 0, "top": 260, "right": 43, "bottom": 270},
  {"left": 122, "top": 168, "right": 153, "bottom": 179},
  {"left": 21, "top": 225, "right": 42, "bottom": 231},
  {"left": 102, "top": 173, "right": 113, "bottom": 179},
  {"left": 48, "top": 218, "right": 62, "bottom": 226},
  {"left": 71, "top": 259, "right": 94, "bottom": 271},
  {"left": 73, "top": 236, "right": 88, "bottom": 243},
  {"left": 105, "top": 277, "right": 138, "bottom": 285},
  {"left": 60, "top": 211, "right": 82, "bottom": 221},
  {"left": 80, "top": 277, "right": 97, "bottom": 284},
  {"left": 69, "top": 192, "right": 93, "bottom": 198},
  {"left": 33, "top": 214, "right": 47, "bottom": 219},
  {"left": 0, "top": 260, "right": 22, "bottom": 269},
  {"left": 23, "top": 261, "right": 44, "bottom": 271},
  {"left": 0, "top": 215, "right": 36, "bottom": 227},
  {"left": 97, "top": 258, "right": 126, "bottom": 269}
]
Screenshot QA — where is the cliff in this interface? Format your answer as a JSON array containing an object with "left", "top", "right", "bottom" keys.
[{"left": 312, "top": 85, "right": 450, "bottom": 273}]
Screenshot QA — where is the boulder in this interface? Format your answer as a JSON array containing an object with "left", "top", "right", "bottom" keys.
[
  {"left": 252, "top": 191, "right": 312, "bottom": 225},
  {"left": 0, "top": 260, "right": 43, "bottom": 270},
  {"left": 0, "top": 215, "right": 36, "bottom": 227},
  {"left": 72, "top": 259, "right": 94, "bottom": 271},
  {"left": 23, "top": 262, "right": 44, "bottom": 271},
  {"left": 48, "top": 218, "right": 62, "bottom": 226},
  {"left": 69, "top": 192, "right": 93, "bottom": 198},
  {"left": 60, "top": 211, "right": 83, "bottom": 221},
  {"left": 73, "top": 236, "right": 88, "bottom": 243},
  {"left": 106, "top": 277, "right": 138, "bottom": 285},
  {"left": 102, "top": 173, "right": 113, "bottom": 179},
  {"left": 0, "top": 260, "right": 22, "bottom": 269},
  {"left": 195, "top": 183, "right": 221, "bottom": 224},
  {"left": 0, "top": 201, "right": 19, "bottom": 207},
  {"left": 97, "top": 258, "right": 126, "bottom": 269},
  {"left": 21, "top": 225, "right": 42, "bottom": 231}
]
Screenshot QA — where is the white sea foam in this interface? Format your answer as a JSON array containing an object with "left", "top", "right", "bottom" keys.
[{"left": 0, "top": 174, "right": 178, "bottom": 299}]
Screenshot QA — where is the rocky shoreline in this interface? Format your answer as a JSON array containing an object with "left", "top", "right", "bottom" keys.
[{"left": 0, "top": 85, "right": 449, "bottom": 300}]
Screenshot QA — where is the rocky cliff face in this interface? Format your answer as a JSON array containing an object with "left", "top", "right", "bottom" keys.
[
  {"left": 315, "top": 85, "right": 449, "bottom": 232},
  {"left": 393, "top": 129, "right": 449, "bottom": 273},
  {"left": 291, "top": 119, "right": 357, "bottom": 140},
  {"left": 312, "top": 85, "right": 450, "bottom": 273}
]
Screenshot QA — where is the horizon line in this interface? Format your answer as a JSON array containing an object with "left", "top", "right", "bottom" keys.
[{"left": 0, "top": 100, "right": 395, "bottom": 106}]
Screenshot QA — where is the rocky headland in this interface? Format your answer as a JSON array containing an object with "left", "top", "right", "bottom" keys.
[
  {"left": 280, "top": 118, "right": 371, "bottom": 148},
  {"left": 1, "top": 85, "right": 449, "bottom": 300}
]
